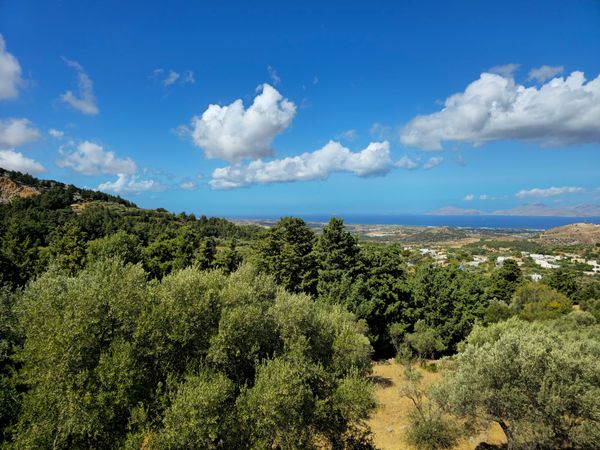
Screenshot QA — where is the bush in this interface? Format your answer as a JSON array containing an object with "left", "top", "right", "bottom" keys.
[
  {"left": 10, "top": 261, "right": 376, "bottom": 449},
  {"left": 436, "top": 318, "right": 600, "bottom": 449},
  {"left": 402, "top": 366, "right": 460, "bottom": 450},
  {"left": 405, "top": 413, "right": 461, "bottom": 450}
]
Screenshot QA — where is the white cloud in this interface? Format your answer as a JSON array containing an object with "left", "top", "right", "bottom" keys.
[
  {"left": 337, "top": 129, "right": 358, "bottom": 141},
  {"left": 464, "top": 194, "right": 474, "bottom": 201},
  {"left": 180, "top": 180, "right": 198, "bottom": 190},
  {"left": 60, "top": 58, "right": 99, "bottom": 115},
  {"left": 488, "top": 63, "right": 520, "bottom": 78},
  {"left": 164, "top": 70, "right": 180, "bottom": 86},
  {"left": 396, "top": 155, "right": 418, "bottom": 170},
  {"left": 267, "top": 65, "right": 281, "bottom": 86},
  {"left": 57, "top": 141, "right": 137, "bottom": 175},
  {"left": 516, "top": 186, "right": 584, "bottom": 198},
  {"left": 401, "top": 70, "right": 600, "bottom": 150},
  {"left": 210, "top": 140, "right": 392, "bottom": 189},
  {"left": 152, "top": 68, "right": 195, "bottom": 86},
  {"left": 479, "top": 194, "right": 495, "bottom": 200},
  {"left": 49, "top": 128, "right": 64, "bottom": 139},
  {"left": 422, "top": 156, "right": 443, "bottom": 170},
  {"left": 0, "top": 149, "right": 45, "bottom": 174},
  {"left": 189, "top": 83, "right": 296, "bottom": 162},
  {"left": 98, "top": 173, "right": 158, "bottom": 194},
  {"left": 0, "top": 118, "right": 41, "bottom": 149},
  {"left": 0, "top": 34, "right": 23, "bottom": 100},
  {"left": 528, "top": 65, "right": 564, "bottom": 83}
]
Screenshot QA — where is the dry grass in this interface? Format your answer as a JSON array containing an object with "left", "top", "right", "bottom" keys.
[{"left": 368, "top": 360, "right": 506, "bottom": 450}]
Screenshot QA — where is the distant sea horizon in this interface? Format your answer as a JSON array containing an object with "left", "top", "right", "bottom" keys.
[{"left": 228, "top": 214, "right": 600, "bottom": 231}]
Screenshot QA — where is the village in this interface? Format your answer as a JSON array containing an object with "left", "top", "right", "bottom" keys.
[{"left": 414, "top": 246, "right": 600, "bottom": 281}]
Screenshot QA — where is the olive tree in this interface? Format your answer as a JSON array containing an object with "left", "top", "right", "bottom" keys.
[{"left": 435, "top": 318, "right": 600, "bottom": 449}]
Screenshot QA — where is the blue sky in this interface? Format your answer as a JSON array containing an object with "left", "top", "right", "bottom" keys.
[{"left": 1, "top": 0, "right": 599, "bottom": 216}]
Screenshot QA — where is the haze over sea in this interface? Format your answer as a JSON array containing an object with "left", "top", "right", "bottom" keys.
[{"left": 232, "top": 215, "right": 600, "bottom": 230}]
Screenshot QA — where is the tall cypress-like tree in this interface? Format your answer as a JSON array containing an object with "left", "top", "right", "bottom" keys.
[
  {"left": 255, "top": 217, "right": 317, "bottom": 295},
  {"left": 314, "top": 218, "right": 362, "bottom": 302}
]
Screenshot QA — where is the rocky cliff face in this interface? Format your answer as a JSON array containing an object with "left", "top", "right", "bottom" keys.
[{"left": 0, "top": 176, "right": 40, "bottom": 203}]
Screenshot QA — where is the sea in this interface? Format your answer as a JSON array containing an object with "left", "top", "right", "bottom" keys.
[{"left": 231, "top": 214, "right": 600, "bottom": 231}]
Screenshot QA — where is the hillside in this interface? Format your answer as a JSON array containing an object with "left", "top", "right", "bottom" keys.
[
  {"left": 0, "top": 175, "right": 40, "bottom": 203},
  {"left": 0, "top": 168, "right": 262, "bottom": 287},
  {"left": 0, "top": 168, "right": 136, "bottom": 207},
  {"left": 540, "top": 222, "right": 600, "bottom": 245}
]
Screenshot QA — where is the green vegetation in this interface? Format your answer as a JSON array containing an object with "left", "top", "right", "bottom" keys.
[
  {"left": 8, "top": 262, "right": 374, "bottom": 449},
  {"left": 435, "top": 318, "right": 600, "bottom": 449},
  {"left": 1, "top": 170, "right": 600, "bottom": 449}
]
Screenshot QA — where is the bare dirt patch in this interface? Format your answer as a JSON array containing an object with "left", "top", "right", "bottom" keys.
[{"left": 368, "top": 360, "right": 506, "bottom": 449}]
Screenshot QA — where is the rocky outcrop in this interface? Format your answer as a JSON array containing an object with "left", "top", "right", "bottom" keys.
[{"left": 0, "top": 176, "right": 40, "bottom": 203}]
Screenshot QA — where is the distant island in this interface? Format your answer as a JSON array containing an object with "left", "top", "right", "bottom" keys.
[{"left": 428, "top": 203, "right": 600, "bottom": 217}]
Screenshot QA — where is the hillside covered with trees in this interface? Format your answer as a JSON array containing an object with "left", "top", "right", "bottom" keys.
[{"left": 1, "top": 170, "right": 599, "bottom": 449}]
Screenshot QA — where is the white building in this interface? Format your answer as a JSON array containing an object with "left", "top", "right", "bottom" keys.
[{"left": 530, "top": 273, "right": 542, "bottom": 282}]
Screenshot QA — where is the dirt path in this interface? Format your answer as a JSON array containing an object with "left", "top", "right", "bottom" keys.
[{"left": 368, "top": 360, "right": 506, "bottom": 449}]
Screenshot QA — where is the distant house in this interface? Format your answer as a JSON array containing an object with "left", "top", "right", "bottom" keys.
[
  {"left": 530, "top": 273, "right": 542, "bottom": 282},
  {"left": 466, "top": 255, "right": 487, "bottom": 267},
  {"left": 496, "top": 256, "right": 510, "bottom": 268}
]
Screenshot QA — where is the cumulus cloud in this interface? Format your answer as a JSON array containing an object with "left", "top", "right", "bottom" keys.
[
  {"left": 396, "top": 155, "right": 418, "bottom": 170},
  {"left": 98, "top": 173, "right": 158, "bottom": 194},
  {"left": 0, "top": 149, "right": 45, "bottom": 174},
  {"left": 152, "top": 68, "right": 195, "bottom": 86},
  {"left": 516, "top": 186, "right": 584, "bottom": 198},
  {"left": 528, "top": 65, "right": 564, "bottom": 83},
  {"left": 479, "top": 194, "right": 495, "bottom": 200},
  {"left": 49, "top": 128, "right": 64, "bottom": 139},
  {"left": 57, "top": 141, "right": 137, "bottom": 175},
  {"left": 60, "top": 58, "right": 99, "bottom": 115},
  {"left": 400, "top": 70, "right": 600, "bottom": 150},
  {"left": 189, "top": 83, "right": 296, "bottom": 162},
  {"left": 210, "top": 140, "right": 392, "bottom": 189},
  {"left": 0, "top": 35, "right": 22, "bottom": 100},
  {"left": 0, "top": 118, "right": 41, "bottom": 149},
  {"left": 422, "top": 156, "right": 443, "bottom": 170},
  {"left": 464, "top": 194, "right": 474, "bottom": 201}
]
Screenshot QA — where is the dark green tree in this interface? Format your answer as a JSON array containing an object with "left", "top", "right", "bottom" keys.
[
  {"left": 344, "top": 245, "right": 411, "bottom": 358},
  {"left": 215, "top": 239, "right": 242, "bottom": 274},
  {"left": 314, "top": 218, "right": 361, "bottom": 302},
  {"left": 487, "top": 259, "right": 522, "bottom": 303},
  {"left": 546, "top": 268, "right": 578, "bottom": 300},
  {"left": 0, "top": 287, "right": 22, "bottom": 441},
  {"left": 195, "top": 237, "right": 217, "bottom": 271},
  {"left": 255, "top": 217, "right": 317, "bottom": 294},
  {"left": 44, "top": 222, "right": 88, "bottom": 275}
]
